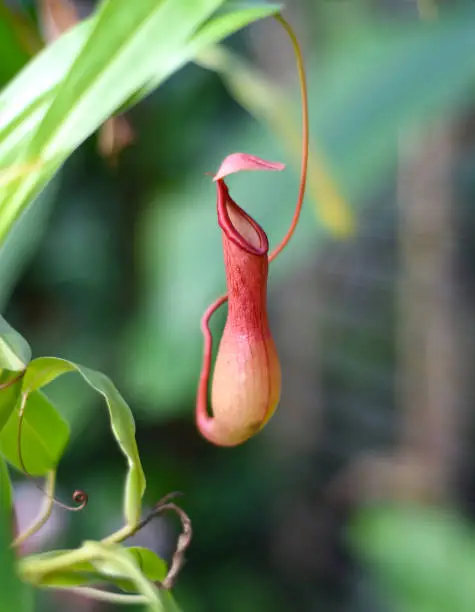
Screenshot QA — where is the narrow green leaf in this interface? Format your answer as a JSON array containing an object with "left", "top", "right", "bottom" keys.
[
  {"left": 220, "top": 0, "right": 282, "bottom": 10},
  {"left": 0, "top": 0, "right": 228, "bottom": 245},
  {"left": 131, "top": 1, "right": 282, "bottom": 104},
  {"left": 0, "top": 390, "right": 69, "bottom": 476},
  {"left": 0, "top": 315, "right": 31, "bottom": 371},
  {"left": 0, "top": 0, "right": 281, "bottom": 246},
  {"left": 29, "top": 0, "right": 225, "bottom": 160},
  {"left": 0, "top": 21, "right": 90, "bottom": 140},
  {"left": 23, "top": 357, "right": 145, "bottom": 525}
]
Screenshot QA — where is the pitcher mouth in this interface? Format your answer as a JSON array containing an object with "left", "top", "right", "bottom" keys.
[{"left": 216, "top": 180, "right": 268, "bottom": 257}]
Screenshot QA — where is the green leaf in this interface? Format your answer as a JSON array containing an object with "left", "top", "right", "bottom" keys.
[
  {"left": 132, "top": 1, "right": 282, "bottom": 105},
  {"left": 29, "top": 0, "right": 226, "bottom": 159},
  {"left": 0, "top": 0, "right": 281, "bottom": 246},
  {"left": 22, "top": 541, "right": 165, "bottom": 611},
  {"left": 0, "top": 0, "right": 228, "bottom": 244},
  {"left": 0, "top": 457, "right": 32, "bottom": 612},
  {"left": 0, "top": 390, "right": 69, "bottom": 476},
  {"left": 0, "top": 315, "right": 31, "bottom": 371},
  {"left": 0, "top": 371, "right": 22, "bottom": 433},
  {"left": 23, "top": 357, "right": 145, "bottom": 525},
  {"left": 93, "top": 546, "right": 169, "bottom": 590},
  {"left": 126, "top": 547, "right": 168, "bottom": 582},
  {"left": 0, "top": 455, "right": 13, "bottom": 518},
  {"left": 26, "top": 546, "right": 167, "bottom": 589}
]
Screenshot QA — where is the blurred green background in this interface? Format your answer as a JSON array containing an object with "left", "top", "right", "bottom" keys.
[{"left": 4, "top": 0, "right": 475, "bottom": 610}]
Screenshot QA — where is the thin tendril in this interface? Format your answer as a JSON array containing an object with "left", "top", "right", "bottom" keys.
[
  {"left": 17, "top": 392, "right": 88, "bottom": 512},
  {"left": 197, "top": 296, "right": 227, "bottom": 421},
  {"left": 197, "top": 14, "right": 309, "bottom": 420},
  {"left": 269, "top": 14, "right": 309, "bottom": 262},
  {"left": 110, "top": 492, "right": 191, "bottom": 590}
]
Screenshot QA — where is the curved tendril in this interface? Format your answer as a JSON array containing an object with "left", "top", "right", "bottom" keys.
[
  {"left": 150, "top": 494, "right": 192, "bottom": 590},
  {"left": 197, "top": 295, "right": 228, "bottom": 422},
  {"left": 197, "top": 14, "right": 308, "bottom": 422},
  {"left": 112, "top": 491, "right": 191, "bottom": 590},
  {"left": 268, "top": 14, "right": 309, "bottom": 262},
  {"left": 17, "top": 392, "right": 88, "bottom": 513}
]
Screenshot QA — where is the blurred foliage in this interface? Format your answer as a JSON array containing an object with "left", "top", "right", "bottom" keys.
[
  {"left": 1, "top": 0, "right": 475, "bottom": 611},
  {"left": 350, "top": 504, "right": 475, "bottom": 612},
  {"left": 123, "top": 1, "right": 475, "bottom": 415}
]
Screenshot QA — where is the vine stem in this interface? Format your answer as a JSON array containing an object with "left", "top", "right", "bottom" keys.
[
  {"left": 20, "top": 493, "right": 190, "bottom": 594},
  {"left": 268, "top": 14, "right": 309, "bottom": 263},
  {"left": 103, "top": 492, "right": 191, "bottom": 590},
  {"left": 12, "top": 470, "right": 56, "bottom": 549},
  {"left": 53, "top": 586, "right": 148, "bottom": 605},
  {"left": 0, "top": 371, "right": 24, "bottom": 390}
]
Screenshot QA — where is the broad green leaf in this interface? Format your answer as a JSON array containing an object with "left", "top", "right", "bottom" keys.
[
  {"left": 0, "top": 390, "right": 69, "bottom": 476},
  {"left": 23, "top": 357, "right": 145, "bottom": 525},
  {"left": 0, "top": 371, "right": 22, "bottom": 433},
  {"left": 127, "top": 547, "right": 168, "bottom": 582},
  {"left": 0, "top": 315, "right": 31, "bottom": 371}
]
